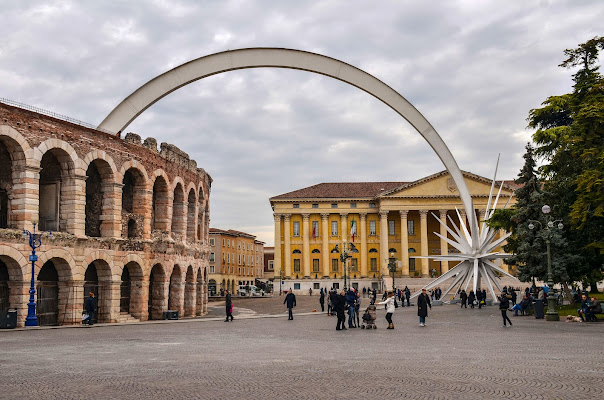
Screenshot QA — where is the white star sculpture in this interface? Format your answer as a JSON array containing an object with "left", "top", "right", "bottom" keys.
[{"left": 411, "top": 158, "right": 515, "bottom": 303}]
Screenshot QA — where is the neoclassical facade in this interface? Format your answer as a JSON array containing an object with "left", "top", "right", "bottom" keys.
[
  {"left": 0, "top": 101, "right": 211, "bottom": 326},
  {"left": 270, "top": 171, "right": 516, "bottom": 294}
]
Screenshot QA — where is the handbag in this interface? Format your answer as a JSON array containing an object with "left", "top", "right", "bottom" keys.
[{"left": 229, "top": 305, "right": 233, "bottom": 313}]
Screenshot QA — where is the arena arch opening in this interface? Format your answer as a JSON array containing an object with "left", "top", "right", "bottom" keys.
[{"left": 99, "top": 47, "right": 478, "bottom": 238}]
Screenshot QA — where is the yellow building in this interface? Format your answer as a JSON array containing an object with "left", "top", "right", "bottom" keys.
[
  {"left": 208, "top": 228, "right": 265, "bottom": 295},
  {"left": 269, "top": 171, "right": 517, "bottom": 294}
]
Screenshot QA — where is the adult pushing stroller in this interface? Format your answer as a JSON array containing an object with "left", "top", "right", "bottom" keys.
[{"left": 361, "top": 305, "right": 377, "bottom": 329}]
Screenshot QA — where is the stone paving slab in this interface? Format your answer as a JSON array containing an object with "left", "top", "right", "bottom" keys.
[{"left": 0, "top": 301, "right": 603, "bottom": 400}]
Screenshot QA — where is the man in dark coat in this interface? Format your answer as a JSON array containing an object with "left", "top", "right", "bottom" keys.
[
  {"left": 417, "top": 288, "right": 432, "bottom": 327},
  {"left": 334, "top": 290, "right": 347, "bottom": 330},
  {"left": 477, "top": 289, "right": 484, "bottom": 309},
  {"left": 404, "top": 286, "right": 411, "bottom": 307},
  {"left": 319, "top": 290, "right": 325, "bottom": 313},
  {"left": 284, "top": 290, "right": 296, "bottom": 320},
  {"left": 371, "top": 289, "right": 377, "bottom": 305},
  {"left": 84, "top": 292, "right": 95, "bottom": 325},
  {"left": 460, "top": 289, "right": 468, "bottom": 308},
  {"left": 225, "top": 290, "right": 233, "bottom": 321}
]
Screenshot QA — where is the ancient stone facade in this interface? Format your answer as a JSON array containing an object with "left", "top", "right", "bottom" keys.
[{"left": 0, "top": 102, "right": 212, "bottom": 326}]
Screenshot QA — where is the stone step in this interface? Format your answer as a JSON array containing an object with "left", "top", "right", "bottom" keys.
[{"left": 117, "top": 312, "right": 140, "bottom": 323}]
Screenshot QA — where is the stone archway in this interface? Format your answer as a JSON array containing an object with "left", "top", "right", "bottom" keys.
[{"left": 98, "top": 48, "right": 477, "bottom": 235}]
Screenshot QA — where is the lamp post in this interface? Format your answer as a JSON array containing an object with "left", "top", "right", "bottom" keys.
[
  {"left": 336, "top": 239, "right": 357, "bottom": 291},
  {"left": 528, "top": 204, "right": 563, "bottom": 322},
  {"left": 22, "top": 215, "right": 49, "bottom": 327},
  {"left": 388, "top": 252, "right": 397, "bottom": 292}
]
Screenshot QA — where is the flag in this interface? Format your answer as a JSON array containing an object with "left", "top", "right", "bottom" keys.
[
  {"left": 350, "top": 220, "right": 356, "bottom": 242},
  {"left": 312, "top": 221, "right": 317, "bottom": 239}
]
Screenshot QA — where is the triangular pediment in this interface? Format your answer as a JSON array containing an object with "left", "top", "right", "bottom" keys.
[{"left": 379, "top": 170, "right": 516, "bottom": 198}]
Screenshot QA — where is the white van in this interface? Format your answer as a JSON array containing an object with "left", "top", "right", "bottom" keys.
[{"left": 238, "top": 285, "right": 265, "bottom": 296}]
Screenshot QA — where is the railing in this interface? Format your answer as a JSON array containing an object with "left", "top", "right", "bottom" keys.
[{"left": 0, "top": 98, "right": 117, "bottom": 136}]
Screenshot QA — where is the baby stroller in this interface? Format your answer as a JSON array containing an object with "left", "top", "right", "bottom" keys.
[{"left": 361, "top": 305, "right": 377, "bottom": 329}]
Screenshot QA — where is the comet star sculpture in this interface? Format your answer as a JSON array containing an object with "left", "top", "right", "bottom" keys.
[{"left": 410, "top": 157, "right": 514, "bottom": 303}]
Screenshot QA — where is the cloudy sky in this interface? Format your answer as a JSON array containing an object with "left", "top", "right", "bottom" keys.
[{"left": 1, "top": 1, "right": 602, "bottom": 245}]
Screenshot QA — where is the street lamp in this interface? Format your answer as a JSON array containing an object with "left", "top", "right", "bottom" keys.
[
  {"left": 528, "top": 204, "right": 563, "bottom": 322},
  {"left": 22, "top": 215, "right": 50, "bottom": 327},
  {"left": 336, "top": 239, "right": 357, "bottom": 291},
  {"left": 388, "top": 252, "right": 397, "bottom": 292}
]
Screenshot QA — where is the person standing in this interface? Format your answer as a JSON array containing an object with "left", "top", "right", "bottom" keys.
[
  {"left": 477, "top": 289, "right": 483, "bottom": 309},
  {"left": 84, "top": 292, "right": 95, "bottom": 326},
  {"left": 346, "top": 289, "right": 357, "bottom": 328},
  {"left": 284, "top": 290, "right": 296, "bottom": 320},
  {"left": 468, "top": 290, "right": 476, "bottom": 308},
  {"left": 482, "top": 289, "right": 487, "bottom": 306},
  {"left": 405, "top": 286, "right": 411, "bottom": 307},
  {"left": 377, "top": 291, "right": 396, "bottom": 329},
  {"left": 335, "top": 290, "right": 347, "bottom": 330},
  {"left": 363, "top": 287, "right": 367, "bottom": 298},
  {"left": 355, "top": 292, "right": 361, "bottom": 327},
  {"left": 327, "top": 290, "right": 334, "bottom": 316},
  {"left": 319, "top": 290, "right": 325, "bottom": 313},
  {"left": 417, "top": 288, "right": 432, "bottom": 327},
  {"left": 371, "top": 289, "right": 377, "bottom": 305},
  {"left": 499, "top": 293, "right": 513, "bottom": 327},
  {"left": 224, "top": 290, "right": 233, "bottom": 321},
  {"left": 460, "top": 289, "right": 468, "bottom": 308},
  {"left": 309, "top": 288, "right": 313, "bottom": 296}
]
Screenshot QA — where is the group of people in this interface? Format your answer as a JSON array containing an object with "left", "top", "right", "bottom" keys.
[
  {"left": 458, "top": 289, "right": 489, "bottom": 309},
  {"left": 578, "top": 293, "right": 601, "bottom": 322}
]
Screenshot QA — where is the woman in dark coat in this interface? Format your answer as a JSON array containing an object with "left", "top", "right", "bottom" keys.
[
  {"left": 224, "top": 290, "right": 233, "bottom": 322},
  {"left": 417, "top": 288, "right": 432, "bottom": 327},
  {"left": 499, "top": 293, "right": 513, "bottom": 327},
  {"left": 319, "top": 290, "right": 325, "bottom": 313},
  {"left": 468, "top": 290, "right": 476, "bottom": 309}
]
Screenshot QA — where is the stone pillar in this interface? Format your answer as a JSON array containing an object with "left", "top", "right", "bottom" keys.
[
  {"left": 12, "top": 165, "right": 40, "bottom": 231},
  {"left": 58, "top": 280, "right": 84, "bottom": 325},
  {"left": 439, "top": 210, "right": 449, "bottom": 274},
  {"left": 459, "top": 209, "right": 467, "bottom": 230},
  {"left": 340, "top": 213, "right": 348, "bottom": 243},
  {"left": 321, "top": 213, "right": 330, "bottom": 277},
  {"left": 360, "top": 213, "right": 368, "bottom": 278},
  {"left": 283, "top": 214, "right": 291, "bottom": 278},
  {"left": 379, "top": 211, "right": 389, "bottom": 276},
  {"left": 399, "top": 210, "right": 410, "bottom": 277},
  {"left": 141, "top": 189, "right": 153, "bottom": 240},
  {"left": 273, "top": 214, "right": 282, "bottom": 281},
  {"left": 71, "top": 174, "right": 87, "bottom": 237},
  {"left": 9, "top": 280, "right": 27, "bottom": 328},
  {"left": 130, "top": 277, "right": 147, "bottom": 321},
  {"left": 302, "top": 213, "right": 310, "bottom": 278},
  {"left": 101, "top": 182, "right": 123, "bottom": 238},
  {"left": 184, "top": 280, "right": 196, "bottom": 317},
  {"left": 419, "top": 210, "right": 429, "bottom": 278},
  {"left": 202, "top": 283, "right": 208, "bottom": 314},
  {"left": 103, "top": 281, "right": 120, "bottom": 323}
]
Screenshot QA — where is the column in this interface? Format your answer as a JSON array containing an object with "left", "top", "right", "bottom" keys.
[
  {"left": 379, "top": 211, "right": 389, "bottom": 276},
  {"left": 360, "top": 213, "right": 368, "bottom": 278},
  {"left": 321, "top": 213, "right": 330, "bottom": 277},
  {"left": 283, "top": 214, "right": 291, "bottom": 278},
  {"left": 273, "top": 214, "right": 282, "bottom": 281},
  {"left": 302, "top": 213, "right": 310, "bottom": 278},
  {"left": 459, "top": 209, "right": 467, "bottom": 230},
  {"left": 11, "top": 164, "right": 40, "bottom": 231},
  {"left": 419, "top": 210, "right": 429, "bottom": 278},
  {"left": 439, "top": 210, "right": 449, "bottom": 274},
  {"left": 71, "top": 174, "right": 88, "bottom": 237},
  {"left": 340, "top": 213, "right": 348, "bottom": 243},
  {"left": 478, "top": 208, "right": 486, "bottom": 225},
  {"left": 100, "top": 182, "right": 123, "bottom": 238},
  {"left": 399, "top": 210, "right": 410, "bottom": 277}
]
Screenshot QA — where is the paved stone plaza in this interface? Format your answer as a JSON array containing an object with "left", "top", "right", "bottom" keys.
[{"left": 1, "top": 297, "right": 603, "bottom": 400}]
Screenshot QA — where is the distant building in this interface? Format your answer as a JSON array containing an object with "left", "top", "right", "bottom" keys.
[
  {"left": 208, "top": 228, "right": 265, "bottom": 295},
  {"left": 269, "top": 170, "right": 517, "bottom": 295},
  {"left": 263, "top": 247, "right": 275, "bottom": 291}
]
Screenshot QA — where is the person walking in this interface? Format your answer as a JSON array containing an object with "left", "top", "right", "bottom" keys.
[
  {"left": 417, "top": 288, "right": 432, "bottom": 327},
  {"left": 327, "top": 290, "right": 334, "bottom": 316},
  {"left": 84, "top": 292, "right": 95, "bottom": 325},
  {"left": 377, "top": 291, "right": 396, "bottom": 329},
  {"left": 371, "top": 289, "right": 377, "bottom": 305},
  {"left": 335, "top": 290, "right": 347, "bottom": 330},
  {"left": 319, "top": 289, "right": 325, "bottom": 313},
  {"left": 468, "top": 290, "right": 476, "bottom": 308},
  {"left": 460, "top": 289, "right": 468, "bottom": 308},
  {"left": 499, "top": 292, "right": 513, "bottom": 327},
  {"left": 224, "top": 290, "right": 233, "bottom": 321},
  {"left": 309, "top": 288, "right": 313, "bottom": 296},
  {"left": 405, "top": 286, "right": 411, "bottom": 307},
  {"left": 346, "top": 289, "right": 357, "bottom": 328},
  {"left": 284, "top": 290, "right": 296, "bottom": 320}
]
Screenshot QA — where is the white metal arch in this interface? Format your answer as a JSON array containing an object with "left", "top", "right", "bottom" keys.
[{"left": 98, "top": 47, "right": 478, "bottom": 239}]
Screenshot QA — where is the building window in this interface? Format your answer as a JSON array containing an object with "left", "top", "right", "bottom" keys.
[
  {"left": 409, "top": 248, "right": 416, "bottom": 271},
  {"left": 312, "top": 203, "right": 319, "bottom": 208},
  {"left": 350, "top": 203, "right": 357, "bottom": 208},
  {"left": 312, "top": 220, "right": 319, "bottom": 238},
  {"left": 227, "top": 254, "right": 230, "bottom": 263},
  {"left": 210, "top": 253, "right": 215, "bottom": 262},
  {"left": 238, "top": 255, "right": 241, "bottom": 265},
  {"left": 269, "top": 260, "right": 274, "bottom": 270},
  {"left": 369, "top": 220, "right": 376, "bottom": 235},
  {"left": 369, "top": 203, "right": 376, "bottom": 208},
  {"left": 238, "top": 267, "right": 241, "bottom": 274},
  {"left": 312, "top": 259, "right": 320, "bottom": 272},
  {"left": 210, "top": 238, "right": 215, "bottom": 246},
  {"left": 210, "top": 266, "right": 215, "bottom": 273},
  {"left": 331, "top": 258, "right": 338, "bottom": 272},
  {"left": 227, "top": 239, "right": 230, "bottom": 247},
  {"left": 331, "top": 203, "right": 338, "bottom": 208},
  {"left": 313, "top": 283, "right": 320, "bottom": 289},
  {"left": 370, "top": 258, "right": 378, "bottom": 271},
  {"left": 222, "top": 239, "right": 225, "bottom": 246},
  {"left": 293, "top": 259, "right": 301, "bottom": 272},
  {"left": 293, "top": 203, "right": 300, "bottom": 208},
  {"left": 294, "top": 283, "right": 300, "bottom": 290},
  {"left": 389, "top": 220, "right": 395, "bottom": 235},
  {"left": 331, "top": 221, "right": 338, "bottom": 236},
  {"left": 408, "top": 220, "right": 415, "bottom": 235},
  {"left": 351, "top": 258, "right": 358, "bottom": 272},
  {"left": 293, "top": 221, "right": 300, "bottom": 236}
]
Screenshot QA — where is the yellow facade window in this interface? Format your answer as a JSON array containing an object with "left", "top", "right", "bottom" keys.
[
  {"left": 293, "top": 259, "right": 301, "bottom": 272},
  {"left": 312, "top": 259, "right": 320, "bottom": 272}
]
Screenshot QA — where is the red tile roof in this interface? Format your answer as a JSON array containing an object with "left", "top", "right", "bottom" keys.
[{"left": 270, "top": 182, "right": 407, "bottom": 200}]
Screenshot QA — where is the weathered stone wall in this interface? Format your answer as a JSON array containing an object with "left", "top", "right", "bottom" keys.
[{"left": 0, "top": 102, "right": 212, "bottom": 326}]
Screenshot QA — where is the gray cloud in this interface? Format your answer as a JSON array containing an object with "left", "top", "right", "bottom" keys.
[{"left": 1, "top": 0, "right": 602, "bottom": 245}]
